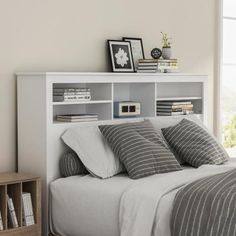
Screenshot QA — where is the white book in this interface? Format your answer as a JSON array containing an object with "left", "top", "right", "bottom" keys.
[
  {"left": 22, "top": 192, "right": 35, "bottom": 226},
  {"left": 7, "top": 196, "right": 18, "bottom": 228},
  {"left": 0, "top": 210, "right": 3, "bottom": 231}
]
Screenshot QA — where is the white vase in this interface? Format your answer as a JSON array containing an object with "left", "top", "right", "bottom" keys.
[{"left": 162, "top": 47, "right": 172, "bottom": 59}]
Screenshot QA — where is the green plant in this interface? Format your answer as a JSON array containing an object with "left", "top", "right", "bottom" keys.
[
  {"left": 224, "top": 114, "right": 236, "bottom": 148},
  {"left": 161, "top": 32, "right": 172, "bottom": 48}
]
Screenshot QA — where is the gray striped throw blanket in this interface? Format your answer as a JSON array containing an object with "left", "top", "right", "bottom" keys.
[{"left": 171, "top": 169, "right": 236, "bottom": 236}]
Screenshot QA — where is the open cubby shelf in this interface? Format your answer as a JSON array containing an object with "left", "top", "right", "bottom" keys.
[
  {"left": 52, "top": 79, "right": 206, "bottom": 124},
  {"left": 0, "top": 173, "right": 41, "bottom": 236}
]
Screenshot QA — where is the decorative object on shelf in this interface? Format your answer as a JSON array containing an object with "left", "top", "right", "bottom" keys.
[
  {"left": 156, "top": 100, "right": 194, "bottom": 116},
  {"left": 151, "top": 48, "right": 162, "bottom": 59},
  {"left": 136, "top": 58, "right": 178, "bottom": 73},
  {"left": 107, "top": 40, "right": 135, "bottom": 72},
  {"left": 114, "top": 101, "right": 141, "bottom": 118},
  {"left": 53, "top": 88, "right": 91, "bottom": 102},
  {"left": 161, "top": 32, "right": 172, "bottom": 60},
  {"left": 123, "top": 37, "right": 145, "bottom": 71},
  {"left": 56, "top": 114, "right": 98, "bottom": 122}
]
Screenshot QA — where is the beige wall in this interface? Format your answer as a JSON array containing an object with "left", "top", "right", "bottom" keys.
[{"left": 0, "top": 0, "right": 215, "bottom": 172}]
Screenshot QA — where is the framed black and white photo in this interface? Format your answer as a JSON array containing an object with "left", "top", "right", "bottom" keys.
[
  {"left": 107, "top": 40, "right": 135, "bottom": 72},
  {"left": 123, "top": 37, "right": 145, "bottom": 70}
]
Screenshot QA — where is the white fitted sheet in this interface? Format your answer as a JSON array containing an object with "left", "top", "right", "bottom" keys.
[
  {"left": 50, "top": 174, "right": 134, "bottom": 236},
  {"left": 50, "top": 160, "right": 236, "bottom": 236}
]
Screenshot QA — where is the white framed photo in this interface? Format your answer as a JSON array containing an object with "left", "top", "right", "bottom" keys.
[
  {"left": 107, "top": 40, "right": 135, "bottom": 72},
  {"left": 123, "top": 37, "right": 145, "bottom": 70}
]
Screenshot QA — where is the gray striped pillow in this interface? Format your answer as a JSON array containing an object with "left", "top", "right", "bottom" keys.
[
  {"left": 60, "top": 152, "right": 88, "bottom": 177},
  {"left": 162, "top": 119, "right": 229, "bottom": 167},
  {"left": 99, "top": 120, "right": 182, "bottom": 179}
]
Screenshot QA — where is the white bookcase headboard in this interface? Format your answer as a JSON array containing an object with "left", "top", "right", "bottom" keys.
[{"left": 17, "top": 72, "right": 208, "bottom": 235}]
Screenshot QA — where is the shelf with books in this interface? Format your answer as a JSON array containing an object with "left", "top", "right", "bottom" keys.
[
  {"left": 156, "top": 99, "right": 203, "bottom": 117},
  {"left": 53, "top": 103, "right": 112, "bottom": 123},
  {"left": 52, "top": 83, "right": 112, "bottom": 101},
  {"left": 0, "top": 173, "right": 41, "bottom": 236}
]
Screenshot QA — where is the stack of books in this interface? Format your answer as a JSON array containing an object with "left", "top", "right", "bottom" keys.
[
  {"left": 53, "top": 88, "right": 91, "bottom": 102},
  {"left": 56, "top": 114, "right": 98, "bottom": 122},
  {"left": 22, "top": 192, "right": 35, "bottom": 226},
  {"left": 136, "top": 59, "right": 179, "bottom": 73},
  {"left": 7, "top": 195, "right": 18, "bottom": 228},
  {"left": 156, "top": 101, "right": 194, "bottom": 116}
]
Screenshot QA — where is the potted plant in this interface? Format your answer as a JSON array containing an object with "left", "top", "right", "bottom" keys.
[{"left": 161, "top": 32, "right": 172, "bottom": 59}]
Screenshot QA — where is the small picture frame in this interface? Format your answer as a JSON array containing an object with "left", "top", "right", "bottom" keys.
[
  {"left": 107, "top": 40, "right": 135, "bottom": 72},
  {"left": 123, "top": 37, "right": 145, "bottom": 70}
]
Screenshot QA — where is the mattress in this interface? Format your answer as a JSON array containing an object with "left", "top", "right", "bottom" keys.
[
  {"left": 50, "top": 174, "right": 134, "bottom": 236},
  {"left": 50, "top": 160, "right": 236, "bottom": 236}
]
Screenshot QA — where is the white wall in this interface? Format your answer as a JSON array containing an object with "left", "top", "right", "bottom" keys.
[{"left": 0, "top": 0, "right": 215, "bottom": 171}]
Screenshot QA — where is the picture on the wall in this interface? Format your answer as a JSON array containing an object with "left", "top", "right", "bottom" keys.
[
  {"left": 107, "top": 40, "right": 134, "bottom": 72},
  {"left": 123, "top": 37, "right": 145, "bottom": 70}
]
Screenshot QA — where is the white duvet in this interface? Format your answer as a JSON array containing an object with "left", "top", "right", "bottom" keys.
[{"left": 50, "top": 161, "right": 236, "bottom": 236}]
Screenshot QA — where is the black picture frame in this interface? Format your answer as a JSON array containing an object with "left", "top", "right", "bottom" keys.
[
  {"left": 107, "top": 40, "right": 135, "bottom": 72},
  {"left": 123, "top": 37, "right": 145, "bottom": 70}
]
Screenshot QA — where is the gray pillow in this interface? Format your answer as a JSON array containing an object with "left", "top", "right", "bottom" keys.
[
  {"left": 60, "top": 151, "right": 88, "bottom": 177},
  {"left": 162, "top": 119, "right": 229, "bottom": 167},
  {"left": 99, "top": 120, "right": 182, "bottom": 179}
]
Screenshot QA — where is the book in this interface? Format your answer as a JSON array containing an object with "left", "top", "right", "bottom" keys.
[
  {"left": 156, "top": 101, "right": 192, "bottom": 105},
  {"left": 156, "top": 108, "right": 183, "bottom": 112},
  {"left": 53, "top": 88, "right": 90, "bottom": 93},
  {"left": 56, "top": 117, "right": 98, "bottom": 122},
  {"left": 139, "top": 59, "right": 178, "bottom": 63},
  {"left": 57, "top": 114, "right": 98, "bottom": 119},
  {"left": 136, "top": 69, "right": 157, "bottom": 73},
  {"left": 22, "top": 192, "right": 35, "bottom": 226},
  {"left": 137, "top": 66, "right": 158, "bottom": 70},
  {"left": 7, "top": 196, "right": 18, "bottom": 228},
  {"left": 138, "top": 62, "right": 158, "bottom": 66},
  {"left": 53, "top": 95, "right": 91, "bottom": 102},
  {"left": 53, "top": 91, "right": 91, "bottom": 96},
  {"left": 56, "top": 114, "right": 98, "bottom": 122},
  {"left": 156, "top": 111, "right": 184, "bottom": 116},
  {"left": 156, "top": 104, "right": 193, "bottom": 109},
  {"left": 0, "top": 210, "right": 3, "bottom": 231}
]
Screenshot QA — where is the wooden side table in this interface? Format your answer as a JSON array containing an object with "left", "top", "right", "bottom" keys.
[{"left": 0, "top": 173, "right": 41, "bottom": 236}]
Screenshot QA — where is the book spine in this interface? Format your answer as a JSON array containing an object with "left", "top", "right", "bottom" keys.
[
  {"left": 53, "top": 88, "right": 90, "bottom": 93},
  {"left": 53, "top": 95, "right": 91, "bottom": 102},
  {"left": 156, "top": 102, "right": 192, "bottom": 105},
  {"left": 7, "top": 198, "right": 18, "bottom": 228},
  {"left": 0, "top": 211, "right": 3, "bottom": 231},
  {"left": 156, "top": 112, "right": 184, "bottom": 116},
  {"left": 156, "top": 108, "right": 183, "bottom": 112},
  {"left": 136, "top": 70, "right": 157, "bottom": 73},
  {"left": 27, "top": 194, "right": 35, "bottom": 225},
  {"left": 22, "top": 193, "right": 35, "bottom": 226},
  {"left": 53, "top": 92, "right": 91, "bottom": 96}
]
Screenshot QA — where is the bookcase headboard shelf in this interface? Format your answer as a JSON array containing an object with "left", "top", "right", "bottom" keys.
[{"left": 17, "top": 72, "right": 208, "bottom": 235}]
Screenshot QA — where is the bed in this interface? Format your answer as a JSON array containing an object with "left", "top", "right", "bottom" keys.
[
  {"left": 50, "top": 160, "right": 236, "bottom": 236},
  {"left": 49, "top": 115, "right": 236, "bottom": 236}
]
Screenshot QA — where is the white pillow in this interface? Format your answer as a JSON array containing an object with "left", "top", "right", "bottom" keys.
[
  {"left": 61, "top": 119, "right": 144, "bottom": 179},
  {"left": 148, "top": 115, "right": 204, "bottom": 131}
]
